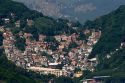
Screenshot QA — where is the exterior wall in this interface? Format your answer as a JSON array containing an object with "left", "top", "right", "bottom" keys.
[{"left": 28, "top": 67, "right": 67, "bottom": 77}]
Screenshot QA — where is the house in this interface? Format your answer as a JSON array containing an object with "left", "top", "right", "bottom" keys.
[
  {"left": 71, "top": 33, "right": 79, "bottom": 42},
  {"left": 48, "top": 62, "right": 60, "bottom": 69},
  {"left": 72, "top": 27, "right": 78, "bottom": 30},
  {"left": 74, "top": 71, "right": 83, "bottom": 77},
  {"left": 39, "top": 35, "right": 46, "bottom": 41},
  {"left": 4, "top": 18, "right": 10, "bottom": 23},
  {"left": 84, "top": 29, "right": 91, "bottom": 35},
  {"left": 15, "top": 20, "right": 20, "bottom": 27},
  {"left": 10, "top": 13, "right": 15, "bottom": 18},
  {"left": 61, "top": 35, "right": 68, "bottom": 41},
  {"left": 120, "top": 42, "right": 125, "bottom": 49},
  {"left": 67, "top": 36, "right": 72, "bottom": 42},
  {"left": 24, "top": 33, "right": 32, "bottom": 39},
  {"left": 67, "top": 22, "right": 72, "bottom": 27},
  {"left": 71, "top": 60, "right": 77, "bottom": 66},
  {"left": 55, "top": 35, "right": 61, "bottom": 42},
  {"left": 19, "top": 31, "right": 23, "bottom": 37},
  {"left": 59, "top": 45, "right": 65, "bottom": 49},
  {"left": 91, "top": 31, "right": 101, "bottom": 39},
  {"left": 88, "top": 58, "right": 97, "bottom": 67},
  {"left": 27, "top": 19, "right": 33, "bottom": 26},
  {"left": 87, "top": 47, "right": 92, "bottom": 53}
]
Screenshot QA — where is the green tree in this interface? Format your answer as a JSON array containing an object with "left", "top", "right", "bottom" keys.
[
  {"left": 54, "top": 76, "right": 74, "bottom": 83},
  {"left": 15, "top": 35, "right": 26, "bottom": 51},
  {"left": 69, "top": 42, "right": 78, "bottom": 49}
]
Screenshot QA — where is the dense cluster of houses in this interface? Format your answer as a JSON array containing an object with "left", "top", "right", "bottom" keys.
[
  {"left": 1, "top": 13, "right": 101, "bottom": 77},
  {"left": 2, "top": 27, "right": 101, "bottom": 77}
]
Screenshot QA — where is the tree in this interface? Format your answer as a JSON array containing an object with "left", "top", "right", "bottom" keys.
[
  {"left": 69, "top": 42, "right": 78, "bottom": 49},
  {"left": 40, "top": 51, "right": 53, "bottom": 60},
  {"left": 15, "top": 35, "right": 26, "bottom": 51},
  {"left": 54, "top": 76, "right": 74, "bottom": 83},
  {"left": 24, "top": 26, "right": 39, "bottom": 41},
  {"left": 44, "top": 36, "right": 58, "bottom": 43},
  {"left": 34, "top": 17, "right": 55, "bottom": 36},
  {"left": 0, "top": 32, "right": 3, "bottom": 56},
  {"left": 77, "top": 32, "right": 87, "bottom": 40},
  {"left": 74, "top": 68, "right": 81, "bottom": 73}
]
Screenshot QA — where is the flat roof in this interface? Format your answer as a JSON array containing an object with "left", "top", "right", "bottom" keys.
[
  {"left": 93, "top": 76, "right": 111, "bottom": 79},
  {"left": 28, "top": 67, "right": 62, "bottom": 71},
  {"left": 49, "top": 63, "right": 59, "bottom": 66}
]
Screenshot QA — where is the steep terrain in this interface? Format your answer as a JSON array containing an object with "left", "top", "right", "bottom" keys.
[
  {"left": 13, "top": 0, "right": 125, "bottom": 23},
  {"left": 83, "top": 5, "right": 125, "bottom": 82},
  {"left": 0, "top": 0, "right": 74, "bottom": 83},
  {"left": 1, "top": 0, "right": 125, "bottom": 83},
  {"left": 0, "top": 31, "right": 50, "bottom": 83}
]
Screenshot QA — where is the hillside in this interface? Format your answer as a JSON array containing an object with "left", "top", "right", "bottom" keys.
[
  {"left": 85, "top": 5, "right": 125, "bottom": 57},
  {"left": 13, "top": 0, "right": 125, "bottom": 23},
  {"left": 83, "top": 5, "right": 125, "bottom": 82},
  {"left": 0, "top": 32, "right": 53, "bottom": 83},
  {"left": 0, "top": 0, "right": 80, "bottom": 36},
  {"left": 0, "top": 0, "right": 75, "bottom": 83},
  {"left": 2, "top": 0, "right": 125, "bottom": 83}
]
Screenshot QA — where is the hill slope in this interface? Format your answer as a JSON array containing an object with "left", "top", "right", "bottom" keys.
[
  {"left": 13, "top": 0, "right": 125, "bottom": 23},
  {"left": 0, "top": 0, "right": 79, "bottom": 37},
  {"left": 0, "top": 0, "right": 71, "bottom": 83},
  {"left": 86, "top": 5, "right": 125, "bottom": 58},
  {"left": 83, "top": 5, "right": 125, "bottom": 82}
]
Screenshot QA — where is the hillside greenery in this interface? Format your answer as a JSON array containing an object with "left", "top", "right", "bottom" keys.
[
  {"left": 0, "top": 0, "right": 80, "bottom": 37},
  {"left": 83, "top": 5, "right": 125, "bottom": 82},
  {"left": 85, "top": 5, "right": 125, "bottom": 58}
]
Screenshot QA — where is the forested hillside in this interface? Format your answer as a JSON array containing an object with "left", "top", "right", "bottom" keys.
[
  {"left": 85, "top": 5, "right": 125, "bottom": 57},
  {"left": 83, "top": 5, "right": 125, "bottom": 82},
  {"left": 0, "top": 0, "right": 80, "bottom": 37}
]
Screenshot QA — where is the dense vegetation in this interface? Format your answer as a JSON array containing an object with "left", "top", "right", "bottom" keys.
[
  {"left": 85, "top": 5, "right": 125, "bottom": 58},
  {"left": 15, "top": 35, "right": 26, "bottom": 51},
  {"left": 83, "top": 5, "right": 125, "bottom": 82},
  {"left": 0, "top": 0, "right": 43, "bottom": 18},
  {"left": 0, "top": 0, "right": 80, "bottom": 36},
  {"left": 54, "top": 76, "right": 74, "bottom": 83}
]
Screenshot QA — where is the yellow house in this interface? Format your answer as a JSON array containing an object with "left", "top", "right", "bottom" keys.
[
  {"left": 59, "top": 45, "right": 65, "bottom": 49},
  {"left": 74, "top": 71, "right": 83, "bottom": 77}
]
